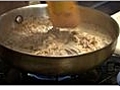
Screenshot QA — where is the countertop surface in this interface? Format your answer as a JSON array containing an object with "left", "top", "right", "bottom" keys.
[{"left": 111, "top": 11, "right": 120, "bottom": 54}]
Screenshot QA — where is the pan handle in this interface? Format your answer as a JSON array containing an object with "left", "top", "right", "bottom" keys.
[{"left": 15, "top": 15, "right": 23, "bottom": 24}]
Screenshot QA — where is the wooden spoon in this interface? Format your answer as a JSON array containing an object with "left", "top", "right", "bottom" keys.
[{"left": 47, "top": 1, "right": 80, "bottom": 28}]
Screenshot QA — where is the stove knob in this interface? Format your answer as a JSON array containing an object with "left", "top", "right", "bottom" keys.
[{"left": 117, "top": 72, "right": 120, "bottom": 85}]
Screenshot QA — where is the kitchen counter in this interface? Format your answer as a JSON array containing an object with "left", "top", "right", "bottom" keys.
[{"left": 111, "top": 11, "right": 120, "bottom": 54}]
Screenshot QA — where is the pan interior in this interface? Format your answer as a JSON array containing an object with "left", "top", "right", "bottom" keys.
[
  {"left": 0, "top": 16, "right": 112, "bottom": 57},
  {"left": 0, "top": 5, "right": 116, "bottom": 57}
]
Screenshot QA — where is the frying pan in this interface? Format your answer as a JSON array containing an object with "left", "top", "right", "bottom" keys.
[{"left": 0, "top": 4, "right": 119, "bottom": 76}]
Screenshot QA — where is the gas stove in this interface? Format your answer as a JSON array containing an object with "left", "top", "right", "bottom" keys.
[
  {"left": 0, "top": 54, "right": 120, "bottom": 85},
  {"left": 0, "top": 1, "right": 120, "bottom": 85}
]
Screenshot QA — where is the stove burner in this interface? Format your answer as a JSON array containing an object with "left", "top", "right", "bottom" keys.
[
  {"left": 27, "top": 73, "right": 72, "bottom": 81},
  {"left": 26, "top": 69, "right": 100, "bottom": 85},
  {"left": 0, "top": 55, "right": 120, "bottom": 85}
]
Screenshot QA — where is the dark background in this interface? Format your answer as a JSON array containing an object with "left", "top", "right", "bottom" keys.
[
  {"left": 40, "top": 1, "right": 120, "bottom": 15},
  {"left": 77, "top": 1, "right": 120, "bottom": 15}
]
